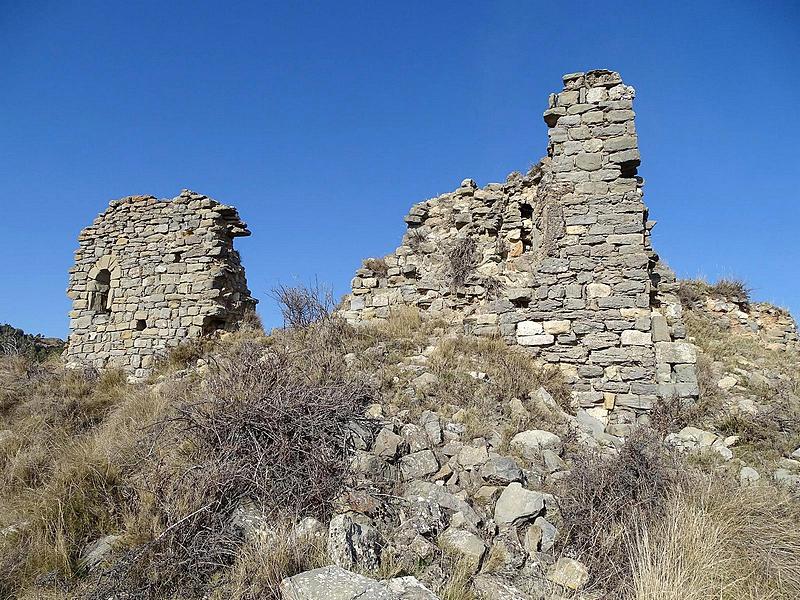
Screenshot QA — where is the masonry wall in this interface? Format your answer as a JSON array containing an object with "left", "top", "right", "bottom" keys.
[
  {"left": 64, "top": 190, "right": 255, "bottom": 378},
  {"left": 342, "top": 70, "right": 698, "bottom": 431}
]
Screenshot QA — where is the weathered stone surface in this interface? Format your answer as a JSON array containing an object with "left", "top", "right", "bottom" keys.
[
  {"left": 328, "top": 514, "right": 381, "bottom": 571},
  {"left": 510, "top": 430, "right": 563, "bottom": 460},
  {"left": 78, "top": 535, "right": 120, "bottom": 572},
  {"left": 438, "top": 527, "right": 486, "bottom": 572},
  {"left": 374, "top": 428, "right": 403, "bottom": 459},
  {"left": 494, "top": 482, "right": 546, "bottom": 528},
  {"left": 280, "top": 566, "right": 397, "bottom": 600},
  {"left": 384, "top": 576, "right": 440, "bottom": 600},
  {"left": 404, "top": 481, "right": 482, "bottom": 528},
  {"left": 399, "top": 450, "right": 439, "bottom": 480},
  {"left": 547, "top": 557, "right": 589, "bottom": 590},
  {"left": 471, "top": 575, "right": 529, "bottom": 600},
  {"left": 479, "top": 456, "right": 523, "bottom": 485}
]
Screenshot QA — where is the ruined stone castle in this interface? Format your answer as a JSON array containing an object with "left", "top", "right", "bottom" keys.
[
  {"left": 64, "top": 190, "right": 255, "bottom": 379},
  {"left": 342, "top": 70, "right": 700, "bottom": 425}
]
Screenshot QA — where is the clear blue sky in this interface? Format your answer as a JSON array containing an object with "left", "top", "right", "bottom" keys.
[{"left": 1, "top": 1, "right": 798, "bottom": 338}]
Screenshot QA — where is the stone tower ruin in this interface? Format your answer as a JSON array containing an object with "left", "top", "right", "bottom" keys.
[
  {"left": 343, "top": 70, "right": 699, "bottom": 429},
  {"left": 65, "top": 190, "right": 256, "bottom": 378}
]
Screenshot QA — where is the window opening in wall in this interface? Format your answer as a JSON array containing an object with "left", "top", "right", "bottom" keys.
[
  {"left": 136, "top": 319, "right": 147, "bottom": 331},
  {"left": 172, "top": 251, "right": 182, "bottom": 263},
  {"left": 90, "top": 269, "right": 112, "bottom": 314}
]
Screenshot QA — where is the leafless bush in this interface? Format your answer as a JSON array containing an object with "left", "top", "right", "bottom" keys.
[
  {"left": 558, "top": 428, "right": 675, "bottom": 593},
  {"left": 271, "top": 282, "right": 335, "bottom": 328},
  {"left": 90, "top": 333, "right": 372, "bottom": 599},
  {"left": 448, "top": 237, "right": 477, "bottom": 287}
]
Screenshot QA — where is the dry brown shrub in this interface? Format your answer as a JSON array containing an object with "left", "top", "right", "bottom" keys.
[
  {"left": 558, "top": 428, "right": 674, "bottom": 594},
  {"left": 448, "top": 237, "right": 477, "bottom": 287},
  {"left": 363, "top": 257, "right": 389, "bottom": 276},
  {"left": 89, "top": 324, "right": 371, "bottom": 599},
  {"left": 271, "top": 281, "right": 336, "bottom": 328}
]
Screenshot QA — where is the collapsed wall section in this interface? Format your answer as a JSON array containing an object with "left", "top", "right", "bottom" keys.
[
  {"left": 342, "top": 70, "right": 698, "bottom": 430},
  {"left": 64, "top": 190, "right": 256, "bottom": 378}
]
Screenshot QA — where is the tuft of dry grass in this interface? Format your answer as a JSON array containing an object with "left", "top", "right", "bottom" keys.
[
  {"left": 678, "top": 278, "right": 751, "bottom": 309},
  {"left": 448, "top": 237, "right": 477, "bottom": 288},
  {"left": 363, "top": 257, "right": 389, "bottom": 276},
  {"left": 438, "top": 555, "right": 477, "bottom": 600},
  {"left": 631, "top": 478, "right": 800, "bottom": 600},
  {"left": 210, "top": 522, "right": 328, "bottom": 600}
]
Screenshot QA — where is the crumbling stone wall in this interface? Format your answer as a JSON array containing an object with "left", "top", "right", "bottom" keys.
[
  {"left": 342, "top": 70, "right": 699, "bottom": 427},
  {"left": 65, "top": 190, "right": 255, "bottom": 378}
]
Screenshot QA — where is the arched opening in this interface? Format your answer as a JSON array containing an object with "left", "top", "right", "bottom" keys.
[{"left": 89, "top": 269, "right": 112, "bottom": 314}]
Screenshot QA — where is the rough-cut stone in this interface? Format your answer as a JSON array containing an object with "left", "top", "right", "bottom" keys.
[
  {"left": 374, "top": 428, "right": 403, "bottom": 459},
  {"left": 64, "top": 190, "right": 255, "bottom": 379},
  {"left": 384, "top": 576, "right": 439, "bottom": 600},
  {"left": 280, "top": 566, "right": 397, "bottom": 600},
  {"left": 328, "top": 514, "right": 381, "bottom": 571},
  {"left": 471, "top": 575, "right": 529, "bottom": 600},
  {"left": 494, "top": 482, "right": 546, "bottom": 528},
  {"left": 548, "top": 557, "right": 590, "bottom": 590},
  {"left": 399, "top": 450, "right": 439, "bottom": 480},
  {"left": 509, "top": 430, "right": 562, "bottom": 460},
  {"left": 438, "top": 528, "right": 486, "bottom": 573},
  {"left": 479, "top": 456, "right": 523, "bottom": 485}
]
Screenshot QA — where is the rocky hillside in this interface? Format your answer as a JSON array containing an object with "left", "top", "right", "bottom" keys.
[
  {"left": 0, "top": 324, "right": 63, "bottom": 361},
  {"left": 0, "top": 281, "right": 798, "bottom": 600}
]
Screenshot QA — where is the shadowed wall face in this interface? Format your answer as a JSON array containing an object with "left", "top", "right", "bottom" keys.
[{"left": 64, "top": 189, "right": 255, "bottom": 378}]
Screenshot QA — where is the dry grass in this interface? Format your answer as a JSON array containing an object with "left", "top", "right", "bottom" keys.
[
  {"left": 631, "top": 478, "right": 800, "bottom": 600},
  {"left": 0, "top": 360, "right": 169, "bottom": 597},
  {"left": 438, "top": 555, "right": 477, "bottom": 600},
  {"left": 678, "top": 278, "right": 751, "bottom": 309},
  {"left": 363, "top": 257, "right": 389, "bottom": 276},
  {"left": 210, "top": 522, "right": 328, "bottom": 600},
  {"left": 448, "top": 237, "right": 477, "bottom": 288},
  {"left": 425, "top": 336, "right": 571, "bottom": 433}
]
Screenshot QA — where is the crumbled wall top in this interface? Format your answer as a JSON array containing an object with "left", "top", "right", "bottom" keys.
[
  {"left": 342, "top": 70, "right": 699, "bottom": 427},
  {"left": 65, "top": 189, "right": 255, "bottom": 378}
]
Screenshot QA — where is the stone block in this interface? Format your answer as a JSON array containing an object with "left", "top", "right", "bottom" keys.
[{"left": 620, "top": 330, "right": 651, "bottom": 346}]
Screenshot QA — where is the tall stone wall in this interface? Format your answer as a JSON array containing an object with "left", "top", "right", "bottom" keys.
[
  {"left": 64, "top": 189, "right": 256, "bottom": 378},
  {"left": 342, "top": 70, "right": 699, "bottom": 428}
]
